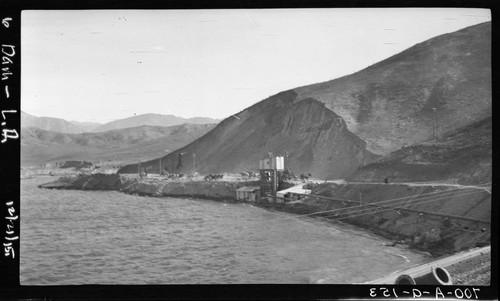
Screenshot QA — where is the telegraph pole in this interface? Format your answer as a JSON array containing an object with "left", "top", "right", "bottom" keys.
[
  {"left": 284, "top": 151, "right": 289, "bottom": 169},
  {"left": 193, "top": 153, "right": 196, "bottom": 175},
  {"left": 432, "top": 107, "right": 437, "bottom": 141},
  {"left": 359, "top": 191, "right": 364, "bottom": 214}
]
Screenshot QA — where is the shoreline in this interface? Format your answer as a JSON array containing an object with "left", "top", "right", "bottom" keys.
[
  {"left": 37, "top": 173, "right": 491, "bottom": 254},
  {"left": 35, "top": 172, "right": 491, "bottom": 285}
]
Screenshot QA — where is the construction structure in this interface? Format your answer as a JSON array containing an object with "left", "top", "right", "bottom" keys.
[{"left": 259, "top": 155, "right": 285, "bottom": 196}]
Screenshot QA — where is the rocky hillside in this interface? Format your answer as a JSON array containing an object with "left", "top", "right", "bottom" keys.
[
  {"left": 119, "top": 22, "right": 490, "bottom": 181},
  {"left": 350, "top": 117, "right": 492, "bottom": 185},
  {"left": 21, "top": 123, "right": 215, "bottom": 167},
  {"left": 93, "top": 113, "right": 220, "bottom": 132},
  {"left": 295, "top": 21, "right": 491, "bottom": 155},
  {"left": 119, "top": 91, "right": 378, "bottom": 178}
]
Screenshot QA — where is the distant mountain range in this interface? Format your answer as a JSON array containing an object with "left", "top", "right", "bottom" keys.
[
  {"left": 21, "top": 111, "right": 86, "bottom": 134},
  {"left": 119, "top": 22, "right": 491, "bottom": 184},
  {"left": 21, "top": 111, "right": 220, "bottom": 134},
  {"left": 21, "top": 123, "right": 216, "bottom": 167},
  {"left": 92, "top": 113, "right": 220, "bottom": 132},
  {"left": 68, "top": 120, "right": 102, "bottom": 132}
]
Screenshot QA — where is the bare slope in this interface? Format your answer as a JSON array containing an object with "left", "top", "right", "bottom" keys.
[
  {"left": 119, "top": 91, "right": 378, "bottom": 178},
  {"left": 295, "top": 22, "right": 491, "bottom": 155},
  {"left": 21, "top": 124, "right": 215, "bottom": 167},
  {"left": 350, "top": 117, "right": 492, "bottom": 185},
  {"left": 93, "top": 113, "right": 220, "bottom": 132}
]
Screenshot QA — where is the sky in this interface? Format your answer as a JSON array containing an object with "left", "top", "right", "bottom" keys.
[{"left": 21, "top": 8, "right": 491, "bottom": 124}]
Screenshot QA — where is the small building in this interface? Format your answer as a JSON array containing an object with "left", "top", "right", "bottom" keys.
[
  {"left": 276, "top": 184, "right": 312, "bottom": 201},
  {"left": 236, "top": 186, "right": 261, "bottom": 202}
]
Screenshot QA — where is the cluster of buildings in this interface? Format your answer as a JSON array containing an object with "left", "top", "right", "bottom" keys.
[{"left": 235, "top": 155, "right": 311, "bottom": 203}]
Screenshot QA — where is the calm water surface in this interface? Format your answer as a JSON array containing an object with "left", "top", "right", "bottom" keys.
[{"left": 21, "top": 176, "right": 429, "bottom": 284}]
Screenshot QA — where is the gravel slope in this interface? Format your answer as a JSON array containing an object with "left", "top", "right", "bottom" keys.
[{"left": 446, "top": 251, "right": 490, "bottom": 285}]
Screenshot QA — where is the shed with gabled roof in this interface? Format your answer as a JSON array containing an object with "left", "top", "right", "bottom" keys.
[{"left": 236, "top": 186, "right": 261, "bottom": 202}]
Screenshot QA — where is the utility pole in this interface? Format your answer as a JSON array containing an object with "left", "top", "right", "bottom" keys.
[
  {"left": 273, "top": 168, "right": 277, "bottom": 196},
  {"left": 159, "top": 158, "right": 162, "bottom": 174},
  {"left": 284, "top": 151, "right": 289, "bottom": 169},
  {"left": 192, "top": 153, "right": 196, "bottom": 174},
  {"left": 432, "top": 107, "right": 437, "bottom": 141},
  {"left": 267, "top": 151, "right": 276, "bottom": 195},
  {"left": 359, "top": 191, "right": 363, "bottom": 214}
]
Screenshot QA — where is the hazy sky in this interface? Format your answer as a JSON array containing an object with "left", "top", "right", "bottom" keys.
[{"left": 21, "top": 8, "right": 490, "bottom": 123}]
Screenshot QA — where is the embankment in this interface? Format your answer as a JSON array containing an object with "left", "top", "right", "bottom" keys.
[
  {"left": 39, "top": 173, "right": 259, "bottom": 202},
  {"left": 286, "top": 182, "right": 491, "bottom": 256},
  {"left": 39, "top": 174, "right": 491, "bottom": 256}
]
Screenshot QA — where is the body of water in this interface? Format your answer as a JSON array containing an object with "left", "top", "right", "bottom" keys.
[{"left": 21, "top": 176, "right": 429, "bottom": 284}]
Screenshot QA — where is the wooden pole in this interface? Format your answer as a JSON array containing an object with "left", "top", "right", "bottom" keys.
[
  {"left": 359, "top": 191, "right": 363, "bottom": 214},
  {"left": 273, "top": 169, "right": 277, "bottom": 196},
  {"left": 193, "top": 153, "right": 196, "bottom": 175},
  {"left": 432, "top": 107, "right": 437, "bottom": 141}
]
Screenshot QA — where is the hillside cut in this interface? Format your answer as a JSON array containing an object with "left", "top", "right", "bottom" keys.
[{"left": 119, "top": 91, "right": 377, "bottom": 178}]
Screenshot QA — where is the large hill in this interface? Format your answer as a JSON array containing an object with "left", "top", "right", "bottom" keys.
[
  {"left": 119, "top": 91, "right": 379, "bottom": 178},
  {"left": 294, "top": 21, "right": 491, "bottom": 155},
  {"left": 118, "top": 22, "right": 491, "bottom": 181},
  {"left": 21, "top": 123, "right": 215, "bottom": 167},
  {"left": 93, "top": 113, "right": 220, "bottom": 132}
]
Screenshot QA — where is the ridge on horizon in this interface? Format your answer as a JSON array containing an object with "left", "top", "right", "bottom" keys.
[{"left": 21, "top": 110, "right": 221, "bottom": 134}]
